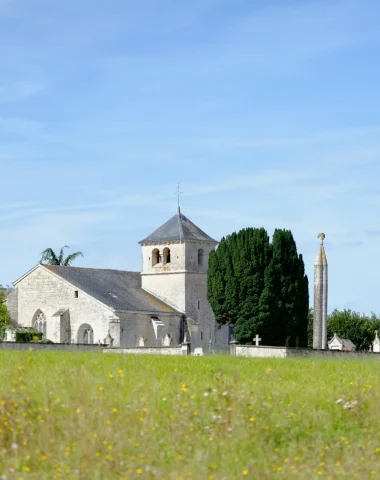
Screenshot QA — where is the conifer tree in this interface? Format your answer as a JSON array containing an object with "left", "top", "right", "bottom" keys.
[{"left": 207, "top": 227, "right": 309, "bottom": 346}]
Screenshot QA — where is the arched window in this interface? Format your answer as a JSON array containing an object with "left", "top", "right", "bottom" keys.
[
  {"left": 77, "top": 323, "right": 94, "bottom": 344},
  {"left": 163, "top": 247, "right": 171, "bottom": 265},
  {"left": 198, "top": 249, "right": 204, "bottom": 267},
  {"left": 33, "top": 310, "right": 47, "bottom": 338},
  {"left": 152, "top": 248, "right": 160, "bottom": 266}
]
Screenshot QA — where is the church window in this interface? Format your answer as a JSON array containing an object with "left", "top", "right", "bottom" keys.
[
  {"left": 163, "top": 247, "right": 171, "bottom": 265},
  {"left": 74, "top": 290, "right": 79, "bottom": 298},
  {"left": 32, "top": 310, "right": 47, "bottom": 339},
  {"left": 201, "top": 331, "right": 203, "bottom": 341},
  {"left": 198, "top": 301, "right": 200, "bottom": 310},
  {"left": 152, "top": 249, "right": 160, "bottom": 266},
  {"left": 198, "top": 249, "right": 204, "bottom": 267}
]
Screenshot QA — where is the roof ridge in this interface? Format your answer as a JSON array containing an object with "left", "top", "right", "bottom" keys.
[{"left": 43, "top": 265, "right": 139, "bottom": 274}]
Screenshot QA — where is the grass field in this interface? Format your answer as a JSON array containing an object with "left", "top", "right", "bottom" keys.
[{"left": 0, "top": 352, "right": 379, "bottom": 480}]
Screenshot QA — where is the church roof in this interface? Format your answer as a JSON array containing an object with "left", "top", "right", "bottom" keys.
[
  {"left": 328, "top": 333, "right": 355, "bottom": 348},
  {"left": 43, "top": 265, "right": 179, "bottom": 314},
  {"left": 139, "top": 210, "right": 218, "bottom": 244}
]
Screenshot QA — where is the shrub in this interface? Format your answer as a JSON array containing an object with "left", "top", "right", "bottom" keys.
[{"left": 15, "top": 329, "right": 43, "bottom": 343}]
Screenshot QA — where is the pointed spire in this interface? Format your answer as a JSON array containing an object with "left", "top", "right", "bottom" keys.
[{"left": 315, "top": 233, "right": 328, "bottom": 266}]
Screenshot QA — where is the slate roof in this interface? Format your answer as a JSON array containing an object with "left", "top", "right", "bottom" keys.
[
  {"left": 43, "top": 265, "right": 179, "bottom": 314},
  {"left": 139, "top": 210, "right": 218, "bottom": 244},
  {"left": 328, "top": 333, "right": 356, "bottom": 349}
]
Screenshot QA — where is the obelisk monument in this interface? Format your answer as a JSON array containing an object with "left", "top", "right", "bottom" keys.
[{"left": 313, "top": 233, "right": 328, "bottom": 349}]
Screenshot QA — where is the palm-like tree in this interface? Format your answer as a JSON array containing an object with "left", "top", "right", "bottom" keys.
[{"left": 40, "top": 246, "right": 83, "bottom": 266}]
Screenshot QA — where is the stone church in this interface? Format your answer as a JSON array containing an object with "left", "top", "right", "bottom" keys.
[{"left": 6, "top": 210, "right": 228, "bottom": 351}]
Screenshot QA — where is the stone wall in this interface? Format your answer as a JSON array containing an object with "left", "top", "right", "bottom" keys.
[
  {"left": 103, "top": 346, "right": 187, "bottom": 355},
  {"left": 0, "top": 342, "right": 105, "bottom": 352},
  {"left": 117, "top": 311, "right": 183, "bottom": 348},
  {"left": 233, "top": 344, "right": 380, "bottom": 359},
  {"left": 16, "top": 265, "right": 115, "bottom": 344}
]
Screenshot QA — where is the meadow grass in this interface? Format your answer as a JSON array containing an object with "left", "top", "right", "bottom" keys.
[{"left": 0, "top": 352, "right": 379, "bottom": 479}]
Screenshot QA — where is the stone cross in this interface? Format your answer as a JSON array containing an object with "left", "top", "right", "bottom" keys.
[{"left": 254, "top": 334, "right": 262, "bottom": 346}]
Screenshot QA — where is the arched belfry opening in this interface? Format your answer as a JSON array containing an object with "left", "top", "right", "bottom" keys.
[
  {"left": 152, "top": 248, "right": 160, "bottom": 266},
  {"left": 198, "top": 248, "right": 204, "bottom": 267},
  {"left": 163, "top": 247, "right": 171, "bottom": 265}
]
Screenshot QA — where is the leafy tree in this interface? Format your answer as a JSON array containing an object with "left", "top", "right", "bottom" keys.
[
  {"left": 207, "top": 227, "right": 309, "bottom": 346},
  {"left": 0, "top": 287, "right": 10, "bottom": 341},
  {"left": 0, "top": 287, "right": 10, "bottom": 327},
  {"left": 40, "top": 246, "right": 83, "bottom": 266},
  {"left": 327, "top": 309, "right": 380, "bottom": 351}
]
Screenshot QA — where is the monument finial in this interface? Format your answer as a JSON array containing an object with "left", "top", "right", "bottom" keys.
[
  {"left": 318, "top": 233, "right": 325, "bottom": 245},
  {"left": 175, "top": 182, "right": 183, "bottom": 213}
]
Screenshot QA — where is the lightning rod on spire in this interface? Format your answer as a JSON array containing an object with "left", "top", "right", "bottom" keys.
[{"left": 175, "top": 183, "right": 183, "bottom": 213}]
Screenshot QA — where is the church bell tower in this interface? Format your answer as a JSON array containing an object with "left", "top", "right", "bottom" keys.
[{"left": 139, "top": 209, "right": 218, "bottom": 348}]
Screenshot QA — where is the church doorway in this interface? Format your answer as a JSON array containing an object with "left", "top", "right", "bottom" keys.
[{"left": 77, "top": 323, "right": 94, "bottom": 344}]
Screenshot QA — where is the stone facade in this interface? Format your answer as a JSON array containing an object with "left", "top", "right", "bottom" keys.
[
  {"left": 15, "top": 265, "right": 117, "bottom": 344},
  {"left": 12, "top": 265, "right": 184, "bottom": 347},
  {"left": 140, "top": 238, "right": 219, "bottom": 351}
]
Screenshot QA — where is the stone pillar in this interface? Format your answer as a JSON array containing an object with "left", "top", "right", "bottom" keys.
[
  {"left": 313, "top": 233, "right": 328, "bottom": 349},
  {"left": 229, "top": 339, "right": 239, "bottom": 356}
]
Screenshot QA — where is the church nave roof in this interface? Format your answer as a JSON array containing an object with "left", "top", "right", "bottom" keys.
[{"left": 43, "top": 265, "right": 179, "bottom": 314}]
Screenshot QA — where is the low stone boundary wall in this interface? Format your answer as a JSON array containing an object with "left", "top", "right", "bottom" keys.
[
  {"left": 232, "top": 344, "right": 380, "bottom": 359},
  {"left": 0, "top": 342, "right": 105, "bottom": 352},
  {"left": 104, "top": 345, "right": 190, "bottom": 356}
]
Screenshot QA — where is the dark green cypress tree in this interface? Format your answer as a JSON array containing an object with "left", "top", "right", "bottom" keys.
[
  {"left": 261, "top": 229, "right": 309, "bottom": 346},
  {"left": 234, "top": 228, "right": 271, "bottom": 343},
  {"left": 207, "top": 227, "right": 308, "bottom": 346}
]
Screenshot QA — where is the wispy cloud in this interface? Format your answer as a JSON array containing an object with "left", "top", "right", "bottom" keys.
[
  {"left": 0, "top": 81, "right": 44, "bottom": 103},
  {"left": 366, "top": 230, "right": 380, "bottom": 237}
]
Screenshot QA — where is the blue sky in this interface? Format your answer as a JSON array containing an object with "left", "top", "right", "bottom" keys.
[{"left": 1, "top": 0, "right": 380, "bottom": 314}]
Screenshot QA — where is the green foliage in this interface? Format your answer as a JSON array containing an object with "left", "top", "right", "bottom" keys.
[
  {"left": 307, "top": 308, "right": 314, "bottom": 347},
  {"left": 0, "top": 287, "right": 10, "bottom": 329},
  {"left": 40, "top": 246, "right": 83, "bottom": 266},
  {"left": 0, "top": 353, "right": 380, "bottom": 478},
  {"left": 327, "top": 309, "right": 380, "bottom": 351},
  {"left": 15, "top": 329, "right": 43, "bottom": 343},
  {"left": 207, "top": 227, "right": 309, "bottom": 346}
]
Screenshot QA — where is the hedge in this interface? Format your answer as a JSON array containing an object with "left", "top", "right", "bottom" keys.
[{"left": 15, "top": 329, "right": 43, "bottom": 343}]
